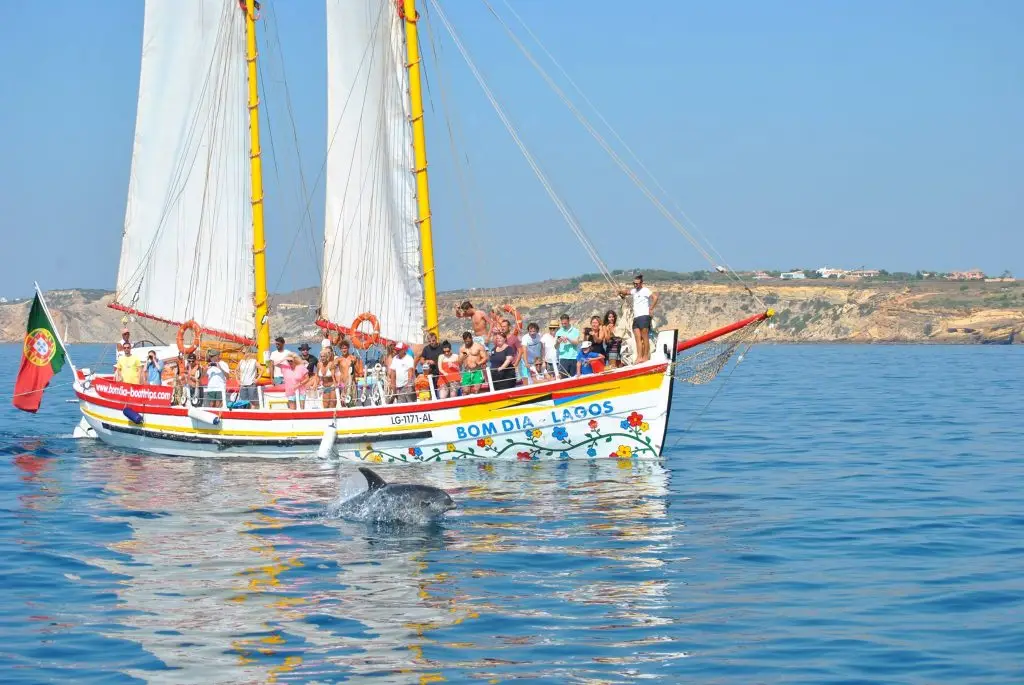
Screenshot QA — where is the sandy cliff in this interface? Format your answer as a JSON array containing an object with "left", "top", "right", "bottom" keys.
[{"left": 0, "top": 280, "right": 1020, "bottom": 345}]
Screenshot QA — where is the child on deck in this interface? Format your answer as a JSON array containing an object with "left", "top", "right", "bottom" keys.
[
  {"left": 414, "top": 365, "right": 432, "bottom": 402},
  {"left": 576, "top": 340, "right": 606, "bottom": 376}
]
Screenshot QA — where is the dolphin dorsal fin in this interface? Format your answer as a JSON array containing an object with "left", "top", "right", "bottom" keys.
[{"left": 358, "top": 467, "right": 387, "bottom": 491}]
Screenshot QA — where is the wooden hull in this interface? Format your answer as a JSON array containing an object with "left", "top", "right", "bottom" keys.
[{"left": 76, "top": 331, "right": 678, "bottom": 462}]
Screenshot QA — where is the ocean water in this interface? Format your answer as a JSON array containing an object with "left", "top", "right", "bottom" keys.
[{"left": 0, "top": 343, "right": 1021, "bottom": 684}]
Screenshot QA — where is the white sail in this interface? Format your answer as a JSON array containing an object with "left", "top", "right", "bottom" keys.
[
  {"left": 322, "top": 0, "right": 424, "bottom": 344},
  {"left": 115, "top": 0, "right": 254, "bottom": 341}
]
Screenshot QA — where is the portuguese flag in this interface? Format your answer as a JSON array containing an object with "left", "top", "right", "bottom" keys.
[{"left": 13, "top": 293, "right": 68, "bottom": 413}]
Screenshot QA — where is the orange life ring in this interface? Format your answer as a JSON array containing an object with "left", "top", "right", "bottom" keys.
[
  {"left": 349, "top": 312, "right": 381, "bottom": 350},
  {"left": 177, "top": 320, "right": 202, "bottom": 355},
  {"left": 493, "top": 304, "right": 523, "bottom": 337}
]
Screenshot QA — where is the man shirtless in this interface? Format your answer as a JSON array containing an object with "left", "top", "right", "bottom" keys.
[
  {"left": 334, "top": 340, "right": 363, "bottom": 406},
  {"left": 458, "top": 331, "right": 488, "bottom": 394},
  {"left": 455, "top": 301, "right": 490, "bottom": 348}
]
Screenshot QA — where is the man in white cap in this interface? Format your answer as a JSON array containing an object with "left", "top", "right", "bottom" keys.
[
  {"left": 116, "top": 327, "right": 132, "bottom": 358},
  {"left": 388, "top": 341, "right": 415, "bottom": 403}
]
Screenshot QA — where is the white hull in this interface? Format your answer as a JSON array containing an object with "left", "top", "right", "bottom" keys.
[{"left": 75, "top": 331, "right": 679, "bottom": 462}]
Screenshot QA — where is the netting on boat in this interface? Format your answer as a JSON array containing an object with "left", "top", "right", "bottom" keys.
[{"left": 672, "top": 314, "right": 769, "bottom": 385}]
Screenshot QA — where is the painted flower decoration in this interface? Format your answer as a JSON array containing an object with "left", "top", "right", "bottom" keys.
[
  {"left": 627, "top": 412, "right": 644, "bottom": 428},
  {"left": 477, "top": 438, "right": 487, "bottom": 448},
  {"left": 446, "top": 443, "right": 456, "bottom": 452},
  {"left": 588, "top": 419, "right": 599, "bottom": 430},
  {"left": 408, "top": 447, "right": 422, "bottom": 457},
  {"left": 367, "top": 453, "right": 383, "bottom": 463},
  {"left": 517, "top": 451, "right": 532, "bottom": 461},
  {"left": 620, "top": 419, "right": 631, "bottom": 430},
  {"left": 640, "top": 422, "right": 650, "bottom": 432},
  {"left": 559, "top": 451, "right": 569, "bottom": 459},
  {"left": 484, "top": 436, "right": 494, "bottom": 447},
  {"left": 530, "top": 429, "right": 542, "bottom": 440},
  {"left": 616, "top": 445, "right": 633, "bottom": 458},
  {"left": 552, "top": 426, "right": 568, "bottom": 441},
  {"left": 586, "top": 446, "right": 597, "bottom": 458}
]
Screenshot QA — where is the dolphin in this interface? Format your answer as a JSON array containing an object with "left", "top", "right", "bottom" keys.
[{"left": 326, "top": 467, "right": 456, "bottom": 525}]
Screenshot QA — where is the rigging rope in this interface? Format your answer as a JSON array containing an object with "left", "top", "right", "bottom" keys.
[
  {"left": 482, "top": 0, "right": 766, "bottom": 308},
  {"left": 427, "top": 0, "right": 619, "bottom": 290}
]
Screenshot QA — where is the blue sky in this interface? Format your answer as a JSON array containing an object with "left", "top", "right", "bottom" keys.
[{"left": 0, "top": 0, "right": 1020, "bottom": 298}]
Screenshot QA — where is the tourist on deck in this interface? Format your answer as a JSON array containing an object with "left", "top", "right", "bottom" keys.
[
  {"left": 438, "top": 340, "right": 460, "bottom": 399},
  {"left": 602, "top": 310, "right": 622, "bottom": 368},
  {"left": 236, "top": 352, "right": 260, "bottom": 408},
  {"left": 297, "top": 343, "right": 317, "bottom": 377},
  {"left": 521, "top": 322, "right": 543, "bottom": 370},
  {"left": 389, "top": 342, "right": 415, "bottom": 404},
  {"left": 618, "top": 273, "right": 658, "bottom": 363},
  {"left": 459, "top": 331, "right": 487, "bottom": 395},
  {"left": 184, "top": 353, "right": 203, "bottom": 406},
  {"left": 270, "top": 336, "right": 290, "bottom": 385},
  {"left": 115, "top": 328, "right": 132, "bottom": 358},
  {"left": 318, "top": 348, "right": 337, "bottom": 408},
  {"left": 171, "top": 356, "right": 187, "bottom": 406},
  {"left": 499, "top": 319, "right": 523, "bottom": 384},
  {"left": 416, "top": 331, "right": 443, "bottom": 388},
  {"left": 205, "top": 350, "right": 230, "bottom": 408},
  {"left": 489, "top": 332, "right": 516, "bottom": 391},
  {"left": 335, "top": 341, "right": 362, "bottom": 406},
  {"left": 455, "top": 301, "right": 490, "bottom": 348},
  {"left": 576, "top": 340, "right": 606, "bottom": 376},
  {"left": 414, "top": 365, "right": 432, "bottom": 402},
  {"left": 528, "top": 356, "right": 552, "bottom": 384},
  {"left": 588, "top": 315, "right": 608, "bottom": 360},
  {"left": 554, "top": 314, "right": 581, "bottom": 378},
  {"left": 144, "top": 351, "right": 164, "bottom": 386},
  {"left": 541, "top": 321, "right": 558, "bottom": 376},
  {"left": 279, "top": 357, "right": 308, "bottom": 410},
  {"left": 115, "top": 342, "right": 143, "bottom": 384}
]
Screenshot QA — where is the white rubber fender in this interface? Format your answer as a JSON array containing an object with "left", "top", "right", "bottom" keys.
[{"left": 187, "top": 407, "right": 221, "bottom": 426}]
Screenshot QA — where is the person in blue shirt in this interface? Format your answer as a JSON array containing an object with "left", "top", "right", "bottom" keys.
[
  {"left": 144, "top": 351, "right": 164, "bottom": 386},
  {"left": 554, "top": 313, "right": 581, "bottom": 378},
  {"left": 575, "top": 340, "right": 605, "bottom": 376}
]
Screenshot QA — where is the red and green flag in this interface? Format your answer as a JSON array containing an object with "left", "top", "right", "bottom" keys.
[{"left": 13, "top": 292, "right": 68, "bottom": 413}]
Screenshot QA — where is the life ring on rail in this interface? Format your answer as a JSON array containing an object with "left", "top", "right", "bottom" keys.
[
  {"left": 349, "top": 312, "right": 381, "bottom": 349},
  {"left": 177, "top": 320, "right": 202, "bottom": 355},
  {"left": 493, "top": 304, "right": 523, "bottom": 337}
]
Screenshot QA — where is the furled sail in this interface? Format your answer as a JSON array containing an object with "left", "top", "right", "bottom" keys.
[
  {"left": 114, "top": 1, "right": 254, "bottom": 342},
  {"left": 321, "top": 0, "right": 424, "bottom": 344}
]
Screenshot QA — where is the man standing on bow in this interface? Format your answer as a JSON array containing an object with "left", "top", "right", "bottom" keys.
[{"left": 619, "top": 273, "right": 658, "bottom": 363}]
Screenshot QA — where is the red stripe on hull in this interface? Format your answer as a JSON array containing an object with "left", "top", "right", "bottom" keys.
[{"left": 75, "top": 362, "right": 668, "bottom": 419}]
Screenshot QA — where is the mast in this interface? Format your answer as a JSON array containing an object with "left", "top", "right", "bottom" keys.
[
  {"left": 244, "top": 0, "right": 271, "bottom": 362},
  {"left": 401, "top": 0, "right": 439, "bottom": 335}
]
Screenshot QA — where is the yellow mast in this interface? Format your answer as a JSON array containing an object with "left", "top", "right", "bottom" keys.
[
  {"left": 402, "top": 0, "right": 439, "bottom": 335},
  {"left": 244, "top": 0, "right": 271, "bottom": 364}
]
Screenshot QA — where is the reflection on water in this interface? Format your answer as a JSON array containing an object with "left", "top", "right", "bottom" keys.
[
  {"left": 5, "top": 345, "right": 1023, "bottom": 682},
  {"left": 45, "top": 453, "right": 672, "bottom": 683}
]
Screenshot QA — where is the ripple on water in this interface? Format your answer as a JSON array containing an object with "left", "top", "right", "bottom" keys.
[{"left": 0, "top": 344, "right": 1022, "bottom": 683}]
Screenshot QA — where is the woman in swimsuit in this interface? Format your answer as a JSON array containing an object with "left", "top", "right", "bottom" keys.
[
  {"left": 589, "top": 315, "right": 607, "bottom": 359},
  {"left": 603, "top": 309, "right": 622, "bottom": 368},
  {"left": 318, "top": 348, "right": 337, "bottom": 408}
]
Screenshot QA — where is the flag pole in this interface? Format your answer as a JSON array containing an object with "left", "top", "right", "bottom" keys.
[{"left": 33, "top": 282, "right": 78, "bottom": 377}]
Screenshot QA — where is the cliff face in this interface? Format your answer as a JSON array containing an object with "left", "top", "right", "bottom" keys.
[{"left": 1, "top": 280, "right": 1020, "bottom": 345}]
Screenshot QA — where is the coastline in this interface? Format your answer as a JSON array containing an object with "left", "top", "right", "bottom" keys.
[{"left": 0, "top": 279, "right": 1020, "bottom": 345}]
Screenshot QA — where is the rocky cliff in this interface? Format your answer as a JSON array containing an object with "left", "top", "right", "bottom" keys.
[{"left": 1, "top": 280, "right": 1020, "bottom": 345}]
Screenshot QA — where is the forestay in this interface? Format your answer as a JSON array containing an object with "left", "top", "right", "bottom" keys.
[
  {"left": 321, "top": 0, "right": 424, "bottom": 344},
  {"left": 115, "top": 1, "right": 254, "bottom": 342}
]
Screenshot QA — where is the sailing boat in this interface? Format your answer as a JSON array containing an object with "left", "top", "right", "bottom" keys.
[{"left": 71, "top": 0, "right": 770, "bottom": 461}]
